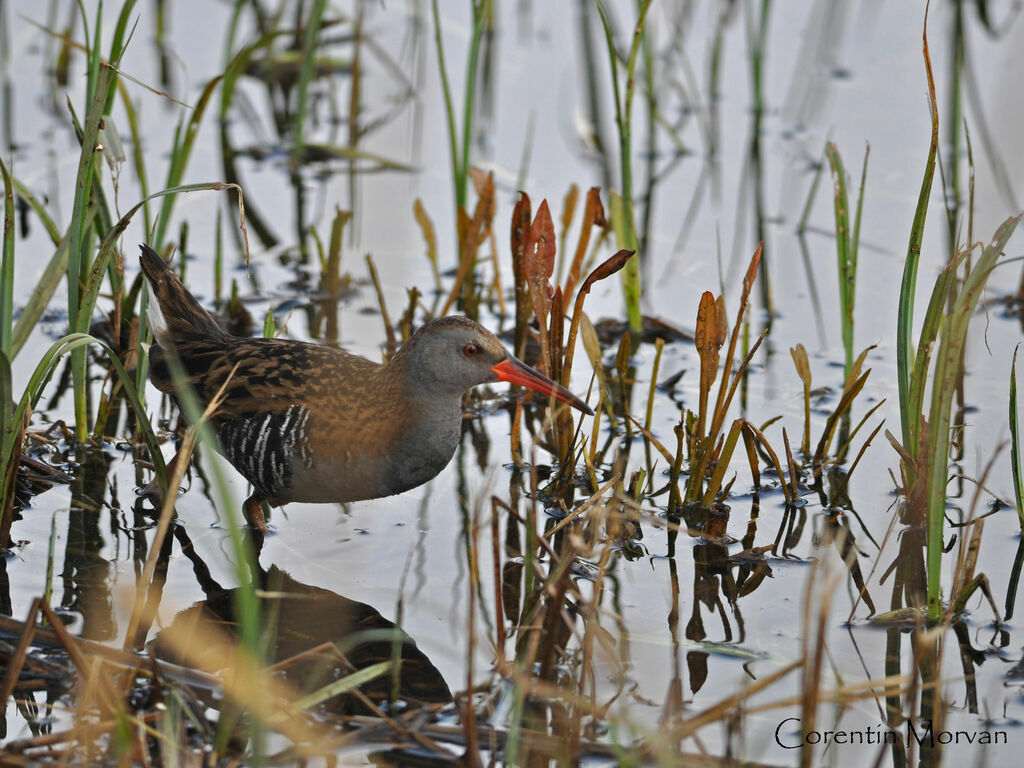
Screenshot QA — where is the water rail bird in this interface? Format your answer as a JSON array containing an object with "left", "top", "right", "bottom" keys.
[{"left": 139, "top": 244, "right": 592, "bottom": 533}]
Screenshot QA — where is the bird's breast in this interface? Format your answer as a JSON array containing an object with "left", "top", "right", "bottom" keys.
[{"left": 283, "top": 394, "right": 464, "bottom": 505}]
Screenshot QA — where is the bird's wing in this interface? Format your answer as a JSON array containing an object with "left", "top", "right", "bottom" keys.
[{"left": 148, "top": 336, "right": 381, "bottom": 422}]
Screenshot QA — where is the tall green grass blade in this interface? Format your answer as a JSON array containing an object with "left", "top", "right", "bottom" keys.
[
  {"left": 0, "top": 351, "right": 12, "bottom": 480},
  {"left": 291, "top": 0, "right": 328, "bottom": 169},
  {"left": 218, "top": 28, "right": 288, "bottom": 249},
  {"left": 431, "top": 0, "right": 460, "bottom": 213},
  {"left": 0, "top": 354, "right": 16, "bottom": 537},
  {"left": 0, "top": 156, "right": 13, "bottom": 359},
  {"left": 825, "top": 144, "right": 852, "bottom": 374},
  {"left": 67, "top": 62, "right": 118, "bottom": 440},
  {"left": 153, "top": 75, "right": 224, "bottom": 249},
  {"left": 10, "top": 176, "right": 60, "bottom": 244},
  {"left": 214, "top": 209, "right": 223, "bottom": 304},
  {"left": 825, "top": 142, "right": 869, "bottom": 378},
  {"left": 430, "top": 0, "right": 489, "bottom": 266},
  {"left": 458, "top": 0, "right": 489, "bottom": 212},
  {"left": 288, "top": 661, "right": 390, "bottom": 713},
  {"left": 116, "top": 79, "right": 151, "bottom": 235},
  {"left": 154, "top": 342, "right": 263, "bottom": 759},
  {"left": 219, "top": 30, "right": 288, "bottom": 121},
  {"left": 594, "top": 0, "right": 651, "bottom": 335},
  {"left": 1011, "top": 344, "right": 1024, "bottom": 533},
  {"left": 76, "top": 0, "right": 100, "bottom": 110},
  {"left": 11, "top": 241, "right": 69, "bottom": 359},
  {"left": 852, "top": 145, "right": 869, "bottom": 273},
  {"left": 797, "top": 144, "right": 828, "bottom": 234},
  {"left": 923, "top": 214, "right": 1021, "bottom": 618},
  {"left": 905, "top": 266, "right": 957, "bottom": 457},
  {"left": 897, "top": 14, "right": 939, "bottom": 456},
  {"left": 107, "top": 2, "right": 138, "bottom": 108},
  {"left": 43, "top": 513, "right": 57, "bottom": 607},
  {"left": 222, "top": 0, "right": 247, "bottom": 67}
]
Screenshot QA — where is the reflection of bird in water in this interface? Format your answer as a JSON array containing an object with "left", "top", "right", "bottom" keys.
[
  {"left": 140, "top": 245, "right": 591, "bottom": 533},
  {"left": 151, "top": 553, "right": 451, "bottom": 715}
]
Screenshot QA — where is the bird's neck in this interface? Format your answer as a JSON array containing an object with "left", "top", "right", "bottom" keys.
[
  {"left": 379, "top": 359, "right": 466, "bottom": 494},
  {"left": 387, "top": 340, "right": 465, "bottom": 402}
]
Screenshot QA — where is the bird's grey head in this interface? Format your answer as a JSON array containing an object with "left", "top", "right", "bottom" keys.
[{"left": 398, "top": 316, "right": 507, "bottom": 397}]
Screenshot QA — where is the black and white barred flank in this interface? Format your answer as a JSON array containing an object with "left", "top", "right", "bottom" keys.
[{"left": 219, "top": 404, "right": 312, "bottom": 499}]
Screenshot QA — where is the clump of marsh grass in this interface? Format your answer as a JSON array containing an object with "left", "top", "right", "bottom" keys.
[{"left": 890, "top": 6, "right": 1022, "bottom": 620}]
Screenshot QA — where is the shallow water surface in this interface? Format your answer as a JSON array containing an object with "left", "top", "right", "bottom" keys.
[{"left": 4, "top": 1, "right": 1024, "bottom": 765}]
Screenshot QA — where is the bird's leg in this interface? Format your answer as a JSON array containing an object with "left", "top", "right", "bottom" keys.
[
  {"left": 138, "top": 448, "right": 186, "bottom": 501},
  {"left": 242, "top": 493, "right": 269, "bottom": 534}
]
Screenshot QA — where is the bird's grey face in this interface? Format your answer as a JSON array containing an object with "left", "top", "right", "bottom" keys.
[
  {"left": 403, "top": 316, "right": 593, "bottom": 414},
  {"left": 407, "top": 321, "right": 509, "bottom": 395}
]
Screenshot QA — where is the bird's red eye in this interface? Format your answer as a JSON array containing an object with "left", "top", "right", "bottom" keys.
[{"left": 463, "top": 343, "right": 480, "bottom": 357}]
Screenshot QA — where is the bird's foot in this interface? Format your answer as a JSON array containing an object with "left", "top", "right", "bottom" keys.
[
  {"left": 242, "top": 495, "right": 269, "bottom": 535},
  {"left": 136, "top": 451, "right": 184, "bottom": 502}
]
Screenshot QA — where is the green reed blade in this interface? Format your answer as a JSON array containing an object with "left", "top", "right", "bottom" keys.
[
  {"left": 116, "top": 79, "right": 151, "bottom": 235},
  {"left": 153, "top": 75, "right": 224, "bottom": 250},
  {"left": 43, "top": 513, "right": 57, "bottom": 607},
  {"left": 852, "top": 144, "right": 869, "bottom": 276},
  {"left": 107, "top": 2, "right": 138, "bottom": 109},
  {"left": 66, "top": 59, "right": 118, "bottom": 440},
  {"left": 75, "top": 0, "right": 99, "bottom": 109},
  {"left": 154, "top": 344, "right": 260, "bottom": 649},
  {"left": 291, "top": 0, "right": 328, "bottom": 169},
  {"left": 298, "top": 142, "right": 416, "bottom": 170},
  {"left": 219, "top": 29, "right": 286, "bottom": 121},
  {"left": 9, "top": 177, "right": 59, "bottom": 245},
  {"left": 0, "top": 156, "right": 13, "bottom": 359},
  {"left": 827, "top": 145, "right": 851, "bottom": 376},
  {"left": 153, "top": 341, "right": 263, "bottom": 764},
  {"left": 897, "top": 15, "right": 939, "bottom": 455},
  {"left": 1010, "top": 345, "right": 1023, "bottom": 532},
  {"left": 431, "top": 0, "right": 460, "bottom": 210},
  {"left": 289, "top": 661, "right": 391, "bottom": 714},
  {"left": 0, "top": 351, "right": 11, "bottom": 471},
  {"left": 923, "top": 214, "right": 1021, "bottom": 618},
  {"left": 797, "top": 143, "right": 828, "bottom": 234},
  {"left": 10, "top": 243, "right": 67, "bottom": 360},
  {"left": 594, "top": 0, "right": 651, "bottom": 335},
  {"left": 458, "top": 0, "right": 489, "bottom": 213},
  {"left": 700, "top": 419, "right": 743, "bottom": 507}
]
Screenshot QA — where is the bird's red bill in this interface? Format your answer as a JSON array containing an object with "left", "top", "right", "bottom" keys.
[{"left": 491, "top": 357, "right": 593, "bottom": 415}]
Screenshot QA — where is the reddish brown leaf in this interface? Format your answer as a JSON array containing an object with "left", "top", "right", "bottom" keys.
[
  {"left": 460, "top": 172, "right": 495, "bottom": 272},
  {"left": 560, "top": 185, "right": 579, "bottom": 245},
  {"left": 528, "top": 199, "right": 556, "bottom": 282},
  {"left": 743, "top": 242, "right": 762, "bottom": 297},
  {"left": 578, "top": 249, "right": 635, "bottom": 298},
  {"left": 511, "top": 192, "right": 533, "bottom": 357},
  {"left": 715, "top": 295, "right": 728, "bottom": 348},
  {"left": 564, "top": 187, "right": 607, "bottom": 299},
  {"left": 525, "top": 200, "right": 556, "bottom": 375},
  {"left": 590, "top": 187, "right": 607, "bottom": 227},
  {"left": 469, "top": 167, "right": 490, "bottom": 197},
  {"left": 694, "top": 291, "right": 720, "bottom": 442},
  {"left": 694, "top": 291, "right": 719, "bottom": 357},
  {"left": 511, "top": 191, "right": 532, "bottom": 261}
]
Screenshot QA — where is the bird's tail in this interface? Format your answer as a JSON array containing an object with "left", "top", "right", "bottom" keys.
[{"left": 139, "top": 244, "right": 226, "bottom": 345}]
